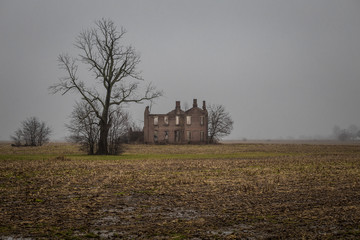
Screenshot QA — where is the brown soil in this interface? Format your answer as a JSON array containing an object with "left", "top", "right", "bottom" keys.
[{"left": 1, "top": 143, "right": 360, "bottom": 239}]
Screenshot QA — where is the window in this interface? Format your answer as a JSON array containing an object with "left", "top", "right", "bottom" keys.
[
  {"left": 175, "top": 116, "right": 180, "bottom": 125},
  {"left": 200, "top": 116, "right": 204, "bottom": 126},
  {"left": 154, "top": 131, "right": 158, "bottom": 143},
  {"left": 154, "top": 116, "right": 158, "bottom": 125},
  {"left": 175, "top": 130, "right": 180, "bottom": 142},
  {"left": 200, "top": 131, "right": 205, "bottom": 142},
  {"left": 187, "top": 131, "right": 192, "bottom": 141},
  {"left": 164, "top": 131, "right": 169, "bottom": 140},
  {"left": 186, "top": 116, "right": 191, "bottom": 125},
  {"left": 164, "top": 116, "right": 169, "bottom": 125}
]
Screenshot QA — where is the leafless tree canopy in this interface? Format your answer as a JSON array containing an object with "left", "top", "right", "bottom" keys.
[
  {"left": 50, "top": 19, "right": 162, "bottom": 154},
  {"left": 108, "top": 107, "right": 131, "bottom": 155},
  {"left": 66, "top": 101, "right": 99, "bottom": 154},
  {"left": 11, "top": 117, "right": 52, "bottom": 146},
  {"left": 67, "top": 101, "right": 131, "bottom": 155},
  {"left": 208, "top": 104, "right": 233, "bottom": 143}
]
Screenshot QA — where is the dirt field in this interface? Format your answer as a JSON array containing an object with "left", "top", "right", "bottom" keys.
[{"left": 1, "top": 142, "right": 360, "bottom": 239}]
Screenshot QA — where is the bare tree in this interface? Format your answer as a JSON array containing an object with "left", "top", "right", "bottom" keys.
[
  {"left": 333, "top": 124, "right": 360, "bottom": 141},
  {"left": 67, "top": 101, "right": 132, "bottom": 155},
  {"left": 66, "top": 101, "right": 100, "bottom": 154},
  {"left": 108, "top": 107, "right": 131, "bottom": 154},
  {"left": 11, "top": 117, "right": 52, "bottom": 146},
  {"left": 11, "top": 129, "right": 23, "bottom": 146},
  {"left": 37, "top": 121, "right": 52, "bottom": 146},
  {"left": 208, "top": 104, "right": 233, "bottom": 143},
  {"left": 50, "top": 19, "right": 162, "bottom": 154}
]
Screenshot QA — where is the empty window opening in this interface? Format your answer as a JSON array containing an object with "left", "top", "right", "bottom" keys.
[
  {"left": 154, "top": 116, "right": 158, "bottom": 125},
  {"left": 154, "top": 131, "right": 158, "bottom": 143},
  {"left": 200, "top": 131, "right": 205, "bottom": 142},
  {"left": 186, "top": 116, "right": 192, "bottom": 125},
  {"left": 175, "top": 130, "right": 180, "bottom": 142},
  {"left": 187, "top": 131, "right": 192, "bottom": 141}
]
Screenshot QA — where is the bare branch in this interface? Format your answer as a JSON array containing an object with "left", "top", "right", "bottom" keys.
[
  {"left": 11, "top": 117, "right": 52, "bottom": 146},
  {"left": 208, "top": 104, "right": 233, "bottom": 143},
  {"left": 110, "top": 82, "right": 163, "bottom": 106},
  {"left": 50, "top": 18, "right": 162, "bottom": 154}
]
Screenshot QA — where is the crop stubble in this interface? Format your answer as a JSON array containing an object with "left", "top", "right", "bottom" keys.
[{"left": 0, "top": 143, "right": 360, "bottom": 239}]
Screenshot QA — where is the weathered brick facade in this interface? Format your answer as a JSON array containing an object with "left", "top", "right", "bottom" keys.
[{"left": 144, "top": 99, "right": 208, "bottom": 144}]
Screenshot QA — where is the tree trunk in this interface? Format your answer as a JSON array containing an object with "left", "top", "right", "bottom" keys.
[
  {"left": 97, "top": 122, "right": 109, "bottom": 154},
  {"left": 89, "top": 140, "right": 94, "bottom": 155},
  {"left": 97, "top": 108, "right": 109, "bottom": 154},
  {"left": 97, "top": 90, "right": 111, "bottom": 155}
]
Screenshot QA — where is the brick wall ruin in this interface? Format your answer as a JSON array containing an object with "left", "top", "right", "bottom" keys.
[{"left": 144, "top": 99, "right": 208, "bottom": 144}]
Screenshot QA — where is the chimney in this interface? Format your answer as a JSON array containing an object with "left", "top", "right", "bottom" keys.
[
  {"left": 175, "top": 101, "right": 181, "bottom": 114},
  {"left": 193, "top": 99, "right": 198, "bottom": 108},
  {"left": 175, "top": 101, "right": 180, "bottom": 110},
  {"left": 202, "top": 101, "right": 206, "bottom": 110}
]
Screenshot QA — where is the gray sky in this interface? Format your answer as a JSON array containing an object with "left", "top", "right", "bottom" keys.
[{"left": 1, "top": 0, "right": 360, "bottom": 141}]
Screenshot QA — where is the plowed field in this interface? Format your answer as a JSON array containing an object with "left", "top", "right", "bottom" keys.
[{"left": 1, "top": 143, "right": 360, "bottom": 239}]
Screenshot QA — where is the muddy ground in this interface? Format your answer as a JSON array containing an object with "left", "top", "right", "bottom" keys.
[{"left": 1, "top": 143, "right": 360, "bottom": 239}]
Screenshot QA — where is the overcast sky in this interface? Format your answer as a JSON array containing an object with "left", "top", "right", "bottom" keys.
[{"left": 1, "top": 0, "right": 360, "bottom": 141}]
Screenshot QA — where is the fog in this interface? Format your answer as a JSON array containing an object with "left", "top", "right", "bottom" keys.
[{"left": 1, "top": 0, "right": 360, "bottom": 141}]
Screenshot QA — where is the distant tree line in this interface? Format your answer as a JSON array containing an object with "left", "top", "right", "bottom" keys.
[{"left": 333, "top": 124, "right": 360, "bottom": 141}]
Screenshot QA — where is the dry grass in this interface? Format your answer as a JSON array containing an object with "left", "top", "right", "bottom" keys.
[{"left": 1, "top": 142, "right": 360, "bottom": 239}]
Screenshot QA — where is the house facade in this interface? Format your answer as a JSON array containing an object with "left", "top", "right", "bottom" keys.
[{"left": 144, "top": 99, "right": 208, "bottom": 144}]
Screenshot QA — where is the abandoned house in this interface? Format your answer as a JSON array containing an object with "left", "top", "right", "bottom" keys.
[{"left": 144, "top": 99, "right": 208, "bottom": 144}]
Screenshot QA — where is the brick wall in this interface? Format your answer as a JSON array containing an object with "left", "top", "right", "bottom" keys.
[{"left": 144, "top": 99, "right": 208, "bottom": 144}]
